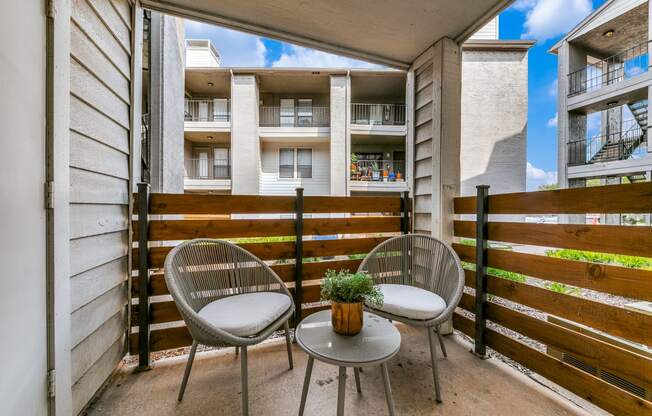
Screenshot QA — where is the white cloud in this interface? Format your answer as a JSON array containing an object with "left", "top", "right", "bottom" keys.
[
  {"left": 546, "top": 112, "right": 558, "bottom": 128},
  {"left": 527, "top": 162, "right": 557, "bottom": 190},
  {"left": 519, "top": 0, "right": 592, "bottom": 42},
  {"left": 548, "top": 79, "right": 558, "bottom": 96},
  {"left": 512, "top": 0, "right": 537, "bottom": 11},
  {"left": 271, "top": 45, "right": 381, "bottom": 68},
  {"left": 184, "top": 20, "right": 267, "bottom": 66}
]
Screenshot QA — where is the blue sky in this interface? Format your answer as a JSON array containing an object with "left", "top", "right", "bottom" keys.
[{"left": 184, "top": 0, "right": 608, "bottom": 190}]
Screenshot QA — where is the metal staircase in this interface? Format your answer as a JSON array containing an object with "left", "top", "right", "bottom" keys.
[{"left": 588, "top": 100, "right": 647, "bottom": 164}]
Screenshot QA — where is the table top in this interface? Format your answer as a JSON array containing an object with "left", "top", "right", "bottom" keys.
[{"left": 295, "top": 310, "right": 401, "bottom": 367}]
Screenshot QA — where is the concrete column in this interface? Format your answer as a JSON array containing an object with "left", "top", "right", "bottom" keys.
[
  {"left": 330, "top": 75, "right": 348, "bottom": 196},
  {"left": 231, "top": 74, "right": 260, "bottom": 195},
  {"left": 557, "top": 42, "right": 587, "bottom": 189},
  {"left": 149, "top": 12, "right": 185, "bottom": 193},
  {"left": 430, "top": 38, "right": 462, "bottom": 242}
]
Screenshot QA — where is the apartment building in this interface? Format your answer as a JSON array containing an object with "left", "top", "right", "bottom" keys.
[
  {"left": 552, "top": 0, "right": 652, "bottom": 209},
  {"left": 180, "top": 17, "right": 532, "bottom": 198}
]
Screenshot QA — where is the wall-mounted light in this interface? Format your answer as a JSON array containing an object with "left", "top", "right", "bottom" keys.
[
  {"left": 606, "top": 100, "right": 618, "bottom": 107},
  {"left": 603, "top": 29, "right": 615, "bottom": 38},
  {"left": 207, "top": 82, "right": 214, "bottom": 87},
  {"left": 207, "top": 135, "right": 214, "bottom": 139}
]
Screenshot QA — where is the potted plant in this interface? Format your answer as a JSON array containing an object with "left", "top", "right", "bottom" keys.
[{"left": 320, "top": 269, "right": 383, "bottom": 336}]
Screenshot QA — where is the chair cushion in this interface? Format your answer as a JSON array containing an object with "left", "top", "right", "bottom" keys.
[
  {"left": 370, "top": 284, "right": 446, "bottom": 321},
  {"left": 198, "top": 292, "right": 292, "bottom": 337}
]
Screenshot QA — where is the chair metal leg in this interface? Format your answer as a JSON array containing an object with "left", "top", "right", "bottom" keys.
[
  {"left": 337, "top": 367, "right": 347, "bottom": 416},
  {"left": 178, "top": 341, "right": 198, "bottom": 402},
  {"left": 354, "top": 367, "right": 362, "bottom": 393},
  {"left": 436, "top": 326, "right": 448, "bottom": 358},
  {"left": 380, "top": 363, "right": 396, "bottom": 416},
  {"left": 427, "top": 328, "right": 442, "bottom": 403},
  {"left": 298, "top": 356, "right": 314, "bottom": 416},
  {"left": 284, "top": 320, "right": 294, "bottom": 369},
  {"left": 241, "top": 346, "right": 248, "bottom": 416}
]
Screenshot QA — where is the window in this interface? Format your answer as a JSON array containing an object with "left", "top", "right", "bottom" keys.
[
  {"left": 279, "top": 148, "right": 294, "bottom": 178},
  {"left": 279, "top": 148, "right": 312, "bottom": 179},
  {"left": 297, "top": 148, "right": 312, "bottom": 178}
]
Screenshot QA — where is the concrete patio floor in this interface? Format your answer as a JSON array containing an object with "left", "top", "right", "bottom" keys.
[{"left": 86, "top": 324, "right": 592, "bottom": 416}]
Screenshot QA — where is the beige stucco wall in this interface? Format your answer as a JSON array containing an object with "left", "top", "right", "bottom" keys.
[{"left": 460, "top": 48, "right": 528, "bottom": 196}]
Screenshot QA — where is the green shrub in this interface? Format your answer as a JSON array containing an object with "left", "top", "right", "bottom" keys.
[
  {"left": 320, "top": 270, "right": 383, "bottom": 308},
  {"left": 546, "top": 249, "right": 652, "bottom": 270},
  {"left": 544, "top": 282, "right": 580, "bottom": 296}
]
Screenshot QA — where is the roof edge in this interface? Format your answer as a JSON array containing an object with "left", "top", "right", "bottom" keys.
[{"left": 463, "top": 39, "right": 536, "bottom": 51}]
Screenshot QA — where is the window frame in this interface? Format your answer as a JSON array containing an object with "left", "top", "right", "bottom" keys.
[{"left": 278, "top": 147, "right": 313, "bottom": 179}]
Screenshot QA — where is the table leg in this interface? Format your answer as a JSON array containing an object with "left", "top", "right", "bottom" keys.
[
  {"left": 337, "top": 366, "right": 346, "bottom": 416},
  {"left": 298, "top": 356, "right": 314, "bottom": 416},
  {"left": 353, "top": 368, "right": 362, "bottom": 393},
  {"left": 380, "top": 363, "right": 396, "bottom": 416}
]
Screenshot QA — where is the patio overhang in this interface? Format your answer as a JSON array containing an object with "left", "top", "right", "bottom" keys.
[{"left": 141, "top": 0, "right": 515, "bottom": 68}]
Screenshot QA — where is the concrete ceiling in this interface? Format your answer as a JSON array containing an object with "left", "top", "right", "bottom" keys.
[
  {"left": 351, "top": 72, "right": 406, "bottom": 100},
  {"left": 185, "top": 69, "right": 230, "bottom": 96},
  {"left": 572, "top": 3, "right": 647, "bottom": 57},
  {"left": 142, "top": 0, "right": 513, "bottom": 68}
]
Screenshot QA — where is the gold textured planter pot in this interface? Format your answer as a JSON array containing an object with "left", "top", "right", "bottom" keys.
[{"left": 331, "top": 302, "right": 363, "bottom": 336}]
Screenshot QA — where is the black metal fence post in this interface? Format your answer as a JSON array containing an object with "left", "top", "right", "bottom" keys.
[
  {"left": 137, "top": 183, "right": 150, "bottom": 369},
  {"left": 400, "top": 191, "right": 410, "bottom": 234},
  {"left": 474, "top": 185, "right": 489, "bottom": 357},
  {"left": 294, "top": 187, "right": 304, "bottom": 326}
]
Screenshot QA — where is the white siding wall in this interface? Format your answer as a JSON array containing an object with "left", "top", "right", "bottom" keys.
[
  {"left": 260, "top": 141, "right": 330, "bottom": 195},
  {"left": 413, "top": 61, "right": 435, "bottom": 234},
  {"left": 69, "top": 0, "right": 131, "bottom": 413},
  {"left": 185, "top": 48, "right": 220, "bottom": 68},
  {"left": 468, "top": 16, "right": 499, "bottom": 40}
]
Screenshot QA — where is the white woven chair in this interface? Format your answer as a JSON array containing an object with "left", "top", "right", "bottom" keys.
[
  {"left": 164, "top": 239, "right": 295, "bottom": 415},
  {"left": 358, "top": 234, "right": 464, "bottom": 403}
]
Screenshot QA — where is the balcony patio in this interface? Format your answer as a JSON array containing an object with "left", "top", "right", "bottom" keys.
[{"left": 86, "top": 327, "right": 590, "bottom": 416}]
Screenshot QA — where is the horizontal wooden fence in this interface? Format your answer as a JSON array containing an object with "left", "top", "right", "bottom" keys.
[
  {"left": 131, "top": 185, "right": 409, "bottom": 367},
  {"left": 453, "top": 182, "right": 652, "bottom": 416}
]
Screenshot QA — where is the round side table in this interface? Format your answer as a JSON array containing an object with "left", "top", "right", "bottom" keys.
[{"left": 295, "top": 310, "right": 401, "bottom": 416}]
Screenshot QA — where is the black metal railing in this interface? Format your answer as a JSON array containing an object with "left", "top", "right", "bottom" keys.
[
  {"left": 351, "top": 103, "right": 406, "bottom": 126},
  {"left": 184, "top": 158, "right": 231, "bottom": 179},
  {"left": 567, "top": 126, "right": 646, "bottom": 165},
  {"left": 350, "top": 159, "right": 406, "bottom": 182},
  {"left": 259, "top": 106, "right": 330, "bottom": 127},
  {"left": 185, "top": 98, "right": 231, "bottom": 122},
  {"left": 568, "top": 42, "right": 649, "bottom": 97}
]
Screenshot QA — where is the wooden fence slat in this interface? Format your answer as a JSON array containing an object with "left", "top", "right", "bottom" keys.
[
  {"left": 140, "top": 219, "right": 296, "bottom": 241},
  {"left": 136, "top": 193, "right": 403, "bottom": 215},
  {"left": 138, "top": 217, "right": 401, "bottom": 241},
  {"left": 303, "top": 216, "right": 401, "bottom": 235},
  {"left": 454, "top": 221, "right": 652, "bottom": 258},
  {"left": 454, "top": 182, "right": 652, "bottom": 215},
  {"left": 133, "top": 237, "right": 385, "bottom": 269},
  {"left": 464, "top": 269, "right": 652, "bottom": 346},
  {"left": 140, "top": 193, "right": 296, "bottom": 215},
  {"left": 132, "top": 259, "right": 363, "bottom": 297},
  {"left": 453, "top": 243, "right": 652, "bottom": 301},
  {"left": 303, "top": 196, "right": 401, "bottom": 213},
  {"left": 129, "top": 326, "right": 192, "bottom": 355},
  {"left": 458, "top": 293, "right": 652, "bottom": 391},
  {"left": 452, "top": 313, "right": 652, "bottom": 416}
]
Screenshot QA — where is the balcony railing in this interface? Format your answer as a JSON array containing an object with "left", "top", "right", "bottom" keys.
[
  {"left": 568, "top": 42, "right": 649, "bottom": 97},
  {"left": 259, "top": 106, "right": 330, "bottom": 127},
  {"left": 185, "top": 98, "right": 230, "bottom": 122},
  {"left": 567, "top": 126, "right": 647, "bottom": 166},
  {"left": 350, "top": 159, "right": 406, "bottom": 182},
  {"left": 351, "top": 103, "right": 406, "bottom": 126},
  {"left": 184, "top": 158, "right": 231, "bottom": 179}
]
